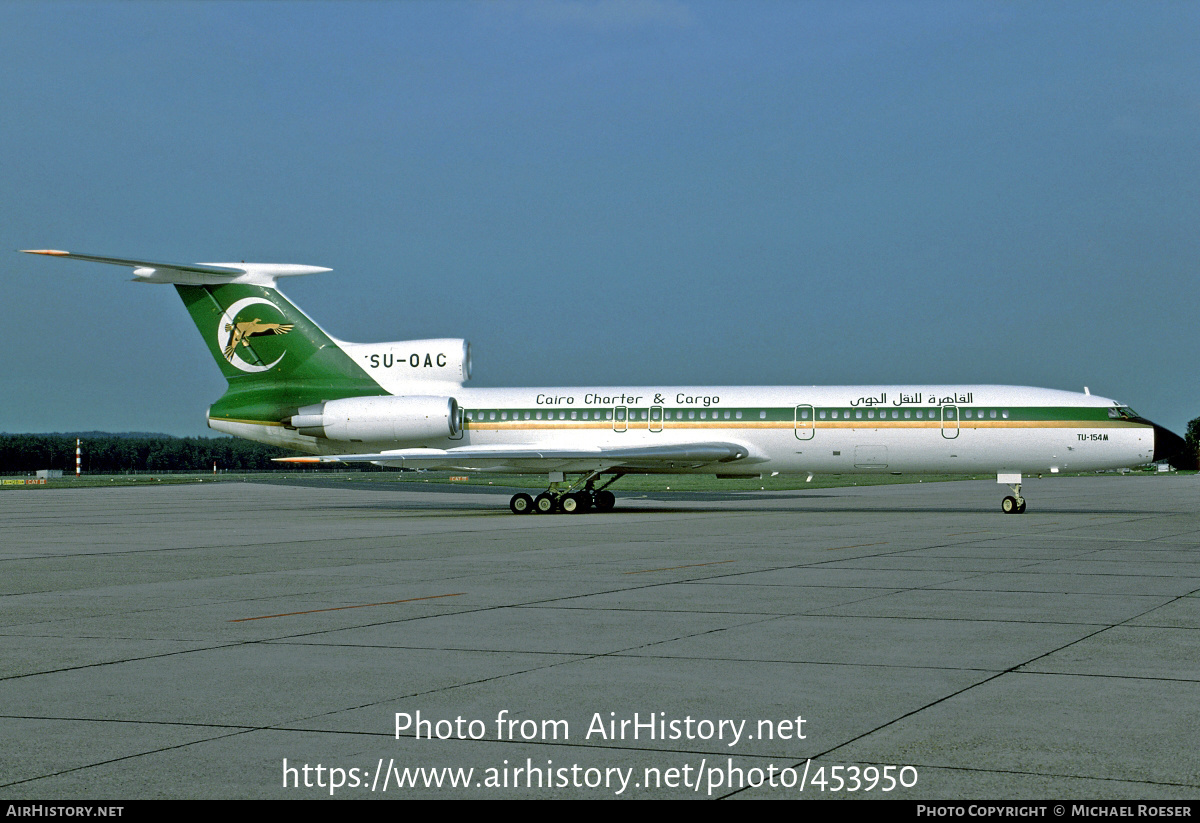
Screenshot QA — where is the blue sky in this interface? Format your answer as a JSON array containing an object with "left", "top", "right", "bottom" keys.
[{"left": 3, "top": 1, "right": 1197, "bottom": 435}]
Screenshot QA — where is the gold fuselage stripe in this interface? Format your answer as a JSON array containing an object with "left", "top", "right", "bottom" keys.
[{"left": 461, "top": 420, "right": 1140, "bottom": 432}]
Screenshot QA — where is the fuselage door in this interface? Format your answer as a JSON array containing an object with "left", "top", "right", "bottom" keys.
[
  {"left": 854, "top": 445, "right": 888, "bottom": 468},
  {"left": 614, "top": 405, "right": 628, "bottom": 433},
  {"left": 794, "top": 404, "right": 815, "bottom": 440},
  {"left": 941, "top": 404, "right": 960, "bottom": 439},
  {"left": 649, "top": 405, "right": 664, "bottom": 433}
]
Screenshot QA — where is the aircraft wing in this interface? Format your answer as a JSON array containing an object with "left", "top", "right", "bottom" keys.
[{"left": 275, "top": 442, "right": 759, "bottom": 472}]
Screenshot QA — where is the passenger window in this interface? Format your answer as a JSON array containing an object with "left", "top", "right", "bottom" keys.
[
  {"left": 819, "top": 411, "right": 826, "bottom": 419},
  {"left": 904, "top": 411, "right": 911, "bottom": 419},
  {"left": 1002, "top": 410, "right": 1009, "bottom": 419},
  {"left": 855, "top": 411, "right": 862, "bottom": 419},
  {"left": 736, "top": 411, "right": 743, "bottom": 419},
  {"left": 571, "top": 411, "right": 577, "bottom": 420},
  {"left": 990, "top": 410, "right": 997, "bottom": 418},
  {"left": 536, "top": 412, "right": 543, "bottom": 420},
  {"left": 759, "top": 411, "right": 766, "bottom": 419}
]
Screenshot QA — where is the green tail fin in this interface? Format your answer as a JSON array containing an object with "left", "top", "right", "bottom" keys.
[{"left": 176, "top": 284, "right": 385, "bottom": 424}]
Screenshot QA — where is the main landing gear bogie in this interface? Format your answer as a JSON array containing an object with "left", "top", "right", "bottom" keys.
[
  {"left": 509, "top": 472, "right": 622, "bottom": 515},
  {"left": 510, "top": 490, "right": 601, "bottom": 514}
]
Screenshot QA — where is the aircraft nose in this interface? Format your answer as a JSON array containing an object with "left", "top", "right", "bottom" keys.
[{"left": 1147, "top": 420, "right": 1193, "bottom": 468}]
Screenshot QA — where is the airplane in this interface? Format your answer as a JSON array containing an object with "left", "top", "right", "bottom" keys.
[{"left": 22, "top": 249, "right": 1190, "bottom": 515}]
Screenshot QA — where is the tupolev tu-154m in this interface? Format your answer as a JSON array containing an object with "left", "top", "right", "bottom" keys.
[{"left": 23, "top": 250, "right": 1188, "bottom": 515}]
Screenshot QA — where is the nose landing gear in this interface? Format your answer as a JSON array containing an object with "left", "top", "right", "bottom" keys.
[
  {"left": 1001, "top": 494, "right": 1026, "bottom": 514},
  {"left": 998, "top": 473, "right": 1027, "bottom": 514}
]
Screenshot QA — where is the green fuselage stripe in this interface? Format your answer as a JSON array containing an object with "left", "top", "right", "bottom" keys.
[
  {"left": 460, "top": 405, "right": 1136, "bottom": 427},
  {"left": 224, "top": 405, "right": 1142, "bottom": 430}
]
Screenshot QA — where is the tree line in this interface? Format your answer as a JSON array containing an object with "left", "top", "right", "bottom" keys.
[
  {"left": 5, "top": 418, "right": 1198, "bottom": 475},
  {"left": 0, "top": 433, "right": 305, "bottom": 474},
  {"left": 1187, "top": 416, "right": 1200, "bottom": 469}
]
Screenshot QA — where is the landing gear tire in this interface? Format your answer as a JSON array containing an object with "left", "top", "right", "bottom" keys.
[
  {"left": 534, "top": 493, "right": 557, "bottom": 514},
  {"left": 561, "top": 493, "right": 587, "bottom": 514},
  {"left": 1002, "top": 496, "right": 1027, "bottom": 514},
  {"left": 509, "top": 493, "right": 534, "bottom": 514},
  {"left": 594, "top": 490, "right": 616, "bottom": 512}
]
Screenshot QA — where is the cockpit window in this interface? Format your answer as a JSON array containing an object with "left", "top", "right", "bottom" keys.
[{"left": 1108, "top": 407, "right": 1139, "bottom": 420}]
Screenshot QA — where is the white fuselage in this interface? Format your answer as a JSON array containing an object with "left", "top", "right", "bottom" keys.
[{"left": 212, "top": 383, "right": 1154, "bottom": 476}]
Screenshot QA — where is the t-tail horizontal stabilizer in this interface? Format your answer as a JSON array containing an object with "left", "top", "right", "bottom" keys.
[{"left": 20, "top": 250, "right": 330, "bottom": 287}]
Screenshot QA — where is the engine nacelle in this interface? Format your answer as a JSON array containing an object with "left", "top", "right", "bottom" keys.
[{"left": 290, "top": 395, "right": 461, "bottom": 442}]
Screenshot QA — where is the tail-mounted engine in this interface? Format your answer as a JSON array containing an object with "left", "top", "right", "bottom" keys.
[{"left": 289, "top": 395, "right": 462, "bottom": 442}]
